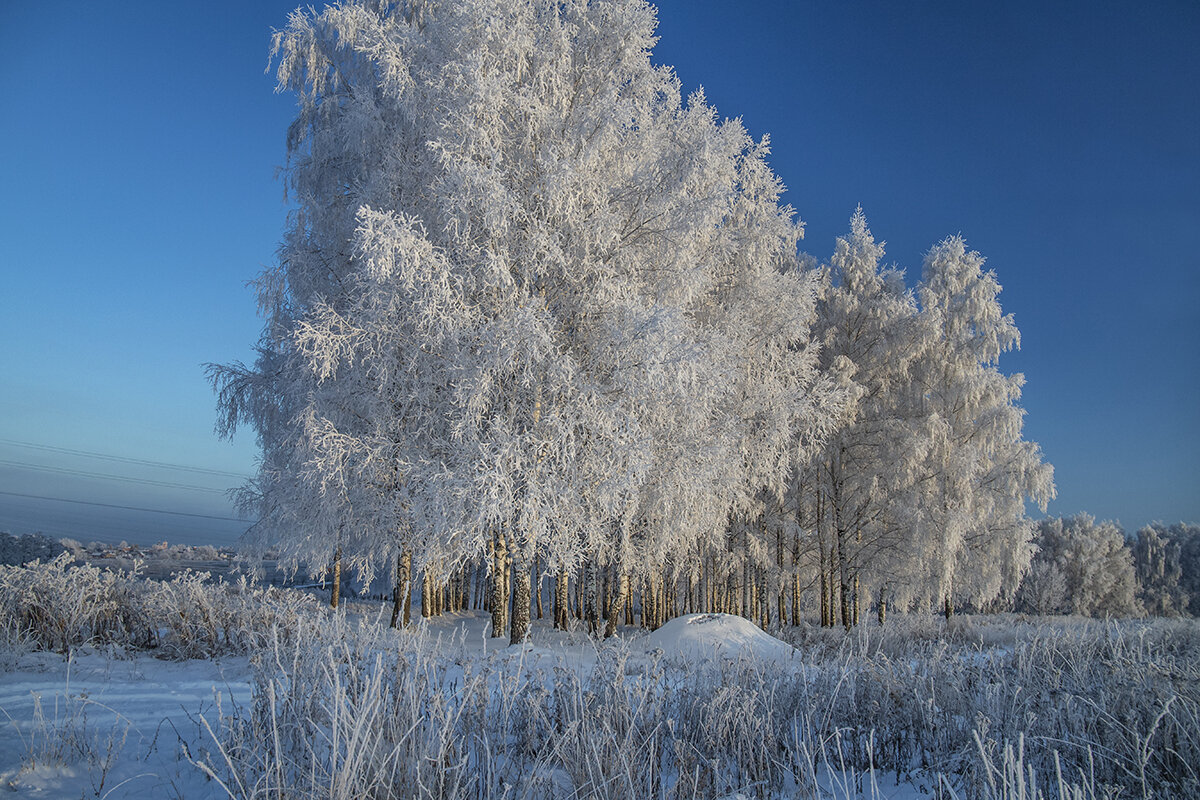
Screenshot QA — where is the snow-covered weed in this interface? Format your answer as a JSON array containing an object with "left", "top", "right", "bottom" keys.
[
  {"left": 970, "top": 733, "right": 1118, "bottom": 800},
  {"left": 778, "top": 615, "right": 1200, "bottom": 798},
  {"left": 143, "top": 570, "right": 316, "bottom": 659}
]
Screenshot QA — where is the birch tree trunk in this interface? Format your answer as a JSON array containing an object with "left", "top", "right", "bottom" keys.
[
  {"left": 510, "top": 554, "right": 531, "bottom": 644},
  {"left": 655, "top": 572, "right": 666, "bottom": 630},
  {"left": 817, "top": 492, "right": 830, "bottom": 627},
  {"left": 390, "top": 549, "right": 412, "bottom": 628},
  {"left": 534, "top": 554, "right": 543, "bottom": 619},
  {"left": 838, "top": 542, "right": 852, "bottom": 630},
  {"left": 403, "top": 562, "right": 412, "bottom": 625},
  {"left": 852, "top": 573, "right": 860, "bottom": 627},
  {"left": 791, "top": 531, "right": 802, "bottom": 626},
  {"left": 624, "top": 579, "right": 634, "bottom": 626},
  {"left": 852, "top": 529, "right": 862, "bottom": 626},
  {"left": 330, "top": 546, "right": 342, "bottom": 609},
  {"left": 777, "top": 527, "right": 786, "bottom": 629},
  {"left": 490, "top": 529, "right": 508, "bottom": 638},
  {"left": 555, "top": 566, "right": 569, "bottom": 630},
  {"left": 503, "top": 531, "right": 512, "bottom": 620},
  {"left": 428, "top": 565, "right": 438, "bottom": 616},
  {"left": 584, "top": 560, "right": 598, "bottom": 635},
  {"left": 641, "top": 576, "right": 652, "bottom": 629},
  {"left": 575, "top": 572, "right": 583, "bottom": 620},
  {"left": 605, "top": 572, "right": 629, "bottom": 638}
]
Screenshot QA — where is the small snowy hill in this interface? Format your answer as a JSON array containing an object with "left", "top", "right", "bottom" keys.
[{"left": 642, "top": 613, "right": 799, "bottom": 666}]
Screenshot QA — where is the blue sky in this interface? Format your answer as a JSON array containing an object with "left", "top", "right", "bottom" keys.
[{"left": 1, "top": 0, "right": 1196, "bottom": 545}]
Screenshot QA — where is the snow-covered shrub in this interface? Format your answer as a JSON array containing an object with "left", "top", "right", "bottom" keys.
[
  {"left": 0, "top": 554, "right": 122, "bottom": 654},
  {"left": 142, "top": 570, "right": 316, "bottom": 659},
  {"left": 0, "top": 554, "right": 317, "bottom": 660}
]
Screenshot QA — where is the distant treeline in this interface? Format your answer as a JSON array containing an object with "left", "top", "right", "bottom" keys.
[
  {"left": 0, "top": 531, "right": 234, "bottom": 568},
  {"left": 1016, "top": 517, "right": 1200, "bottom": 618}
]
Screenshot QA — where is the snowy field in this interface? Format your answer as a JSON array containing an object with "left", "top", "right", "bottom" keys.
[
  {"left": 0, "top": 649, "right": 253, "bottom": 798},
  {"left": 2, "top": 558, "right": 1198, "bottom": 799}
]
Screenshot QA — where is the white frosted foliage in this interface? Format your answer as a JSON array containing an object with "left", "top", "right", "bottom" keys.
[
  {"left": 912, "top": 236, "right": 1055, "bottom": 611},
  {"left": 210, "top": 0, "right": 836, "bottom": 592}
]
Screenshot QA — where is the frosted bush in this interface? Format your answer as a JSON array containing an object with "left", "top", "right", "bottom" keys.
[
  {"left": 0, "top": 553, "right": 318, "bottom": 660},
  {"left": 0, "top": 554, "right": 121, "bottom": 654},
  {"left": 143, "top": 570, "right": 317, "bottom": 659}
]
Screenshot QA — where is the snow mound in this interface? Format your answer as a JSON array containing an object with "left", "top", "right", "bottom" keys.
[{"left": 642, "top": 613, "right": 799, "bottom": 667}]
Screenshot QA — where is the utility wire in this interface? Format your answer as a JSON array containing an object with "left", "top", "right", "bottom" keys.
[
  {"left": 0, "top": 490, "right": 255, "bottom": 523},
  {"left": 0, "top": 439, "right": 251, "bottom": 480},
  {"left": 0, "top": 460, "right": 229, "bottom": 493}
]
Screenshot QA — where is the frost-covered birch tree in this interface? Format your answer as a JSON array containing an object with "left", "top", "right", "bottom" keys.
[
  {"left": 805, "top": 209, "right": 926, "bottom": 627},
  {"left": 210, "top": 0, "right": 836, "bottom": 639},
  {"left": 911, "top": 237, "right": 1055, "bottom": 616}
]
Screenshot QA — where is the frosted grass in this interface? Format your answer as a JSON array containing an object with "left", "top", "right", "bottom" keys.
[{"left": 197, "top": 613, "right": 1199, "bottom": 799}]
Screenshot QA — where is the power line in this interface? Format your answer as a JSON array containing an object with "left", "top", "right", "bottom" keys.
[
  {"left": 0, "top": 439, "right": 251, "bottom": 479},
  {"left": 0, "top": 490, "right": 256, "bottom": 523},
  {"left": 0, "top": 460, "right": 229, "bottom": 493}
]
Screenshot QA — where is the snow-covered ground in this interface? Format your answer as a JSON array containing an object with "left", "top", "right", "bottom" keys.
[{"left": 0, "top": 649, "right": 253, "bottom": 798}]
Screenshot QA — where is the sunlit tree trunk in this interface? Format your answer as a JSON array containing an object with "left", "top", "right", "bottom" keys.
[
  {"left": 390, "top": 549, "right": 412, "bottom": 628},
  {"left": 510, "top": 554, "right": 531, "bottom": 644},
  {"left": 330, "top": 545, "right": 342, "bottom": 609},
  {"left": 605, "top": 571, "right": 628, "bottom": 638},
  {"left": 426, "top": 563, "right": 438, "bottom": 616},
  {"left": 503, "top": 531, "right": 512, "bottom": 620},
  {"left": 490, "top": 528, "right": 508, "bottom": 637}
]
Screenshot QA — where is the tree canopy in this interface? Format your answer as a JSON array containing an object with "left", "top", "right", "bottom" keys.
[{"left": 211, "top": 0, "right": 1056, "bottom": 634}]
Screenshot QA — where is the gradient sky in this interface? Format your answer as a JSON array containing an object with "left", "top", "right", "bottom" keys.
[{"left": 1, "top": 1, "right": 1196, "bottom": 546}]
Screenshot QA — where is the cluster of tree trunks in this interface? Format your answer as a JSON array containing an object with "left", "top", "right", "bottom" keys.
[{"left": 371, "top": 538, "right": 908, "bottom": 640}]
